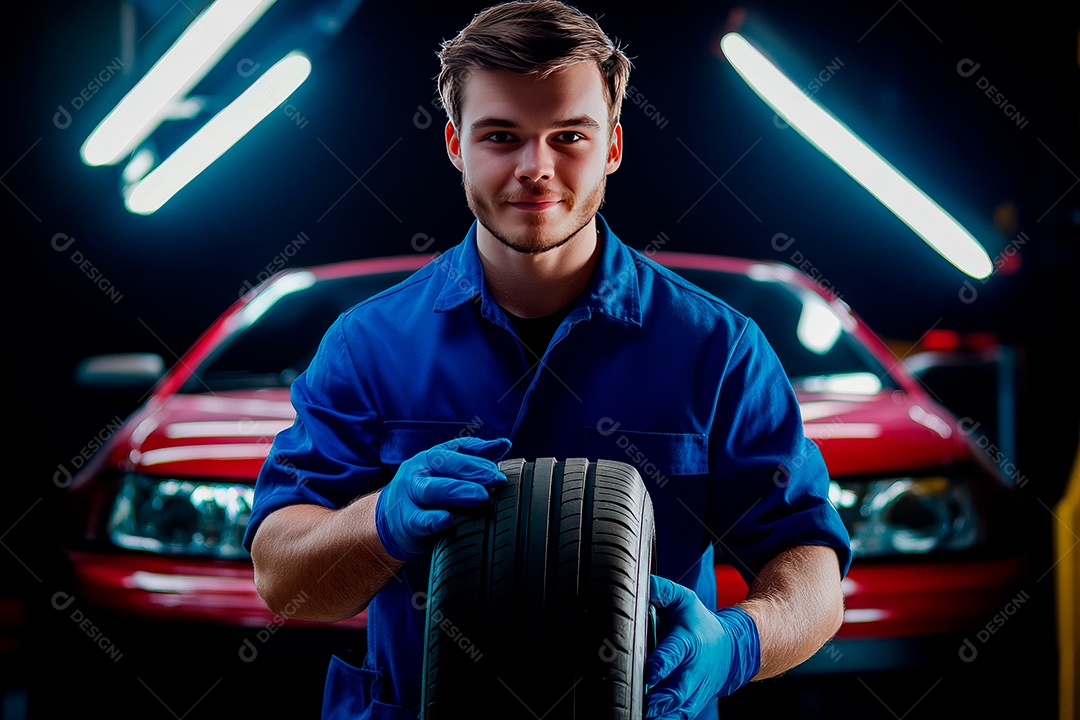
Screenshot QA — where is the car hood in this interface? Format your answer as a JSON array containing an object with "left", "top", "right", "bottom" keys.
[
  {"left": 112, "top": 388, "right": 967, "bottom": 481},
  {"left": 116, "top": 389, "right": 297, "bottom": 479},
  {"left": 798, "top": 390, "right": 969, "bottom": 476}
]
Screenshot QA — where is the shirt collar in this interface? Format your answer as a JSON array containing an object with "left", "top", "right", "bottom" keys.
[{"left": 432, "top": 213, "right": 642, "bottom": 327}]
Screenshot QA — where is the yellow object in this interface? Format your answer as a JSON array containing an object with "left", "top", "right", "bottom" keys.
[{"left": 1058, "top": 431, "right": 1080, "bottom": 720}]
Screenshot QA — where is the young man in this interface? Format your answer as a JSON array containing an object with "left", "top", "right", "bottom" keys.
[{"left": 245, "top": 2, "right": 852, "bottom": 718}]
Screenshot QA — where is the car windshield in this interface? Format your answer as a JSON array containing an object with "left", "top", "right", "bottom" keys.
[
  {"left": 180, "top": 271, "right": 413, "bottom": 393},
  {"left": 181, "top": 264, "right": 897, "bottom": 394}
]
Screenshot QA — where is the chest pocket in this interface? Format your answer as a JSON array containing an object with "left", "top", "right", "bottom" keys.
[
  {"left": 582, "top": 428, "right": 709, "bottom": 485},
  {"left": 379, "top": 420, "right": 479, "bottom": 465}
]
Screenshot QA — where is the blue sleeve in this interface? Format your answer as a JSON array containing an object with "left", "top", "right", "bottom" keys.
[
  {"left": 242, "top": 315, "right": 385, "bottom": 552},
  {"left": 707, "top": 318, "right": 852, "bottom": 584}
]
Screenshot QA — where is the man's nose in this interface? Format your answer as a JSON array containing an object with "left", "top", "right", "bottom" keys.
[{"left": 515, "top": 139, "right": 554, "bottom": 182}]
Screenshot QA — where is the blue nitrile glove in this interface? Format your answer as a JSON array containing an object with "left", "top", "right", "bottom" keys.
[
  {"left": 374, "top": 436, "right": 512, "bottom": 562},
  {"left": 645, "top": 574, "right": 761, "bottom": 719}
]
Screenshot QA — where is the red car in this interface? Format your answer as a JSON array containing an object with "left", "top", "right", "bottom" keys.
[{"left": 56, "top": 252, "right": 1030, "bottom": 716}]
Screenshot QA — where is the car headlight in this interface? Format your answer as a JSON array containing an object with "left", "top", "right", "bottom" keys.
[
  {"left": 107, "top": 473, "right": 254, "bottom": 559},
  {"left": 829, "top": 475, "right": 986, "bottom": 557}
]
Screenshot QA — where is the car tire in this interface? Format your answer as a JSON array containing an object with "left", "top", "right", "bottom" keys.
[{"left": 421, "top": 457, "right": 656, "bottom": 720}]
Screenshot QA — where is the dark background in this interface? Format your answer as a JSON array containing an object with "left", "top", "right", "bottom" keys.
[{"left": 4, "top": 0, "right": 1078, "bottom": 717}]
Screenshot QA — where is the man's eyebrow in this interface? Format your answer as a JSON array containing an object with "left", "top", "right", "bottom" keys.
[
  {"left": 469, "top": 115, "right": 603, "bottom": 132},
  {"left": 551, "top": 116, "right": 602, "bottom": 130},
  {"left": 470, "top": 117, "right": 516, "bottom": 131}
]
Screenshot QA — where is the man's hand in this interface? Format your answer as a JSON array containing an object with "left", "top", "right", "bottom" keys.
[
  {"left": 375, "top": 436, "right": 512, "bottom": 561},
  {"left": 645, "top": 575, "right": 760, "bottom": 719}
]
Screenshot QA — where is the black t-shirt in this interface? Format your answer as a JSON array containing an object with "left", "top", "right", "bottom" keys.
[{"left": 502, "top": 300, "right": 576, "bottom": 365}]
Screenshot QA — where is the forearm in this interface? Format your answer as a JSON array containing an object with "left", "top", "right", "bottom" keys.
[
  {"left": 735, "top": 544, "right": 845, "bottom": 679},
  {"left": 250, "top": 491, "right": 403, "bottom": 622}
]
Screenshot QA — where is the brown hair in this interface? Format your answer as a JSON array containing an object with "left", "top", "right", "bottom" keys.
[{"left": 437, "top": 1, "right": 631, "bottom": 135}]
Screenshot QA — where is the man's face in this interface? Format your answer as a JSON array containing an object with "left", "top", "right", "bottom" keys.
[{"left": 445, "top": 62, "right": 623, "bottom": 254}]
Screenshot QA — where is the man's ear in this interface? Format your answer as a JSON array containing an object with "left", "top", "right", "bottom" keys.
[
  {"left": 605, "top": 122, "right": 623, "bottom": 175},
  {"left": 445, "top": 120, "right": 464, "bottom": 172}
]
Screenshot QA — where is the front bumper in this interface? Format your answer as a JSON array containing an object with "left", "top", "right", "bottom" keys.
[
  {"left": 716, "top": 554, "right": 1030, "bottom": 672},
  {"left": 63, "top": 549, "right": 367, "bottom": 629},
  {"left": 64, "top": 550, "right": 1028, "bottom": 670}
]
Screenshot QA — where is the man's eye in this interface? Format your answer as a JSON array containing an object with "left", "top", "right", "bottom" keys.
[
  {"left": 485, "top": 132, "right": 515, "bottom": 143},
  {"left": 557, "top": 132, "right": 586, "bottom": 143}
]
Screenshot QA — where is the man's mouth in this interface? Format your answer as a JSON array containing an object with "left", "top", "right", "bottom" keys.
[{"left": 507, "top": 199, "right": 562, "bottom": 211}]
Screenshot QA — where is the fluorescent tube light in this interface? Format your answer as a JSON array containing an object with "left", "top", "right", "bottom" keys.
[
  {"left": 124, "top": 51, "right": 311, "bottom": 215},
  {"left": 81, "top": 0, "right": 277, "bottom": 166},
  {"left": 721, "top": 32, "right": 993, "bottom": 280}
]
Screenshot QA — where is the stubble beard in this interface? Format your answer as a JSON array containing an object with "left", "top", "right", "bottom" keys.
[{"left": 464, "top": 173, "right": 607, "bottom": 255}]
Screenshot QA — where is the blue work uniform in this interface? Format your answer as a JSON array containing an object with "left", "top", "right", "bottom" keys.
[{"left": 243, "top": 214, "right": 852, "bottom": 720}]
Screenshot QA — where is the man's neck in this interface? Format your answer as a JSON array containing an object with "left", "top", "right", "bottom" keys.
[{"left": 476, "top": 218, "right": 600, "bottom": 318}]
